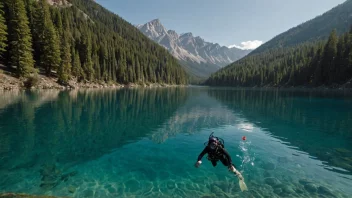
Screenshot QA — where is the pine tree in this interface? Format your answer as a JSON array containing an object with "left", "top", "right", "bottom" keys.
[
  {"left": 6, "top": 0, "right": 35, "bottom": 77},
  {"left": 23, "top": 0, "right": 35, "bottom": 31},
  {"left": 0, "top": 1, "right": 8, "bottom": 60},
  {"left": 322, "top": 30, "right": 338, "bottom": 84},
  {"left": 58, "top": 13, "right": 71, "bottom": 84},
  {"left": 117, "top": 52, "right": 127, "bottom": 83},
  {"left": 99, "top": 43, "right": 108, "bottom": 81},
  {"left": 58, "top": 31, "right": 71, "bottom": 84},
  {"left": 92, "top": 44, "right": 100, "bottom": 81},
  {"left": 52, "top": 9, "right": 63, "bottom": 37},
  {"left": 80, "top": 32, "right": 94, "bottom": 80},
  {"left": 72, "top": 50, "right": 84, "bottom": 81},
  {"left": 35, "top": 0, "right": 61, "bottom": 75},
  {"left": 335, "top": 35, "right": 345, "bottom": 83},
  {"left": 30, "top": 0, "right": 42, "bottom": 65}
]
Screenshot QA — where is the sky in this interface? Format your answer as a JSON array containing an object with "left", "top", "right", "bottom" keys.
[{"left": 95, "top": 0, "right": 346, "bottom": 50}]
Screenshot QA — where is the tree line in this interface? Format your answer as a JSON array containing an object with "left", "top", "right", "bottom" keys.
[
  {"left": 0, "top": 0, "right": 188, "bottom": 85},
  {"left": 206, "top": 27, "right": 352, "bottom": 87}
]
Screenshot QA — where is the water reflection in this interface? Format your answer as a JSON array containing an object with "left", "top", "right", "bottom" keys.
[
  {"left": 1, "top": 88, "right": 352, "bottom": 197},
  {"left": 208, "top": 88, "right": 352, "bottom": 175},
  {"left": 0, "top": 88, "right": 188, "bottom": 171},
  {"left": 149, "top": 88, "right": 240, "bottom": 143}
]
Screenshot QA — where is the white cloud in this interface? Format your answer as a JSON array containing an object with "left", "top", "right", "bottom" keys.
[{"left": 229, "top": 40, "right": 263, "bottom": 50}]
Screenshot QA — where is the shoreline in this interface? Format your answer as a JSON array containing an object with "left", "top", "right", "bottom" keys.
[
  {"left": 0, "top": 72, "right": 188, "bottom": 91},
  {"left": 205, "top": 85, "right": 352, "bottom": 92},
  {"left": 203, "top": 80, "right": 352, "bottom": 92},
  {"left": 1, "top": 71, "right": 351, "bottom": 92}
]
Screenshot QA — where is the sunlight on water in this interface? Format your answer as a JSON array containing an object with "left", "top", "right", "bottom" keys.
[{"left": 0, "top": 88, "right": 352, "bottom": 198}]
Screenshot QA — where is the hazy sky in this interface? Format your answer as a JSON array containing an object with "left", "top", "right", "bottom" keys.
[{"left": 96, "top": 0, "right": 346, "bottom": 49}]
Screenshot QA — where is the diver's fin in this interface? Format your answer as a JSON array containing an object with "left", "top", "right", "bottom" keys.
[
  {"left": 231, "top": 168, "right": 248, "bottom": 192},
  {"left": 239, "top": 180, "right": 248, "bottom": 192}
]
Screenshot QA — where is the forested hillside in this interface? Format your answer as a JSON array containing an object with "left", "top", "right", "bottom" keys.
[
  {"left": 206, "top": 28, "right": 352, "bottom": 87},
  {"left": 251, "top": 0, "right": 352, "bottom": 54},
  {"left": 0, "top": 0, "right": 188, "bottom": 85}
]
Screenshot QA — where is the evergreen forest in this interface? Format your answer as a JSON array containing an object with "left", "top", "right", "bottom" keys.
[{"left": 0, "top": 0, "right": 188, "bottom": 85}]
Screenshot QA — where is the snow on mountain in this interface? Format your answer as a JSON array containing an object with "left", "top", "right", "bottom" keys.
[{"left": 136, "top": 19, "right": 251, "bottom": 77}]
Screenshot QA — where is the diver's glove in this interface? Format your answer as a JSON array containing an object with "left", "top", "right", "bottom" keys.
[
  {"left": 194, "top": 160, "right": 202, "bottom": 168},
  {"left": 229, "top": 165, "right": 244, "bottom": 180}
]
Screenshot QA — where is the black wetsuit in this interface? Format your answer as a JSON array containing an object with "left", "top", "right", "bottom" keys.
[{"left": 197, "top": 145, "right": 235, "bottom": 168}]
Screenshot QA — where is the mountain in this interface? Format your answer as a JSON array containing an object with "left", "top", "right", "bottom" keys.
[
  {"left": 251, "top": 0, "right": 352, "bottom": 54},
  {"left": 206, "top": 0, "right": 352, "bottom": 88},
  {"left": 136, "top": 19, "right": 251, "bottom": 78},
  {"left": 0, "top": 0, "right": 188, "bottom": 85}
]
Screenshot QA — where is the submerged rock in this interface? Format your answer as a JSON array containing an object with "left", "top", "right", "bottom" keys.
[
  {"left": 173, "top": 188, "right": 187, "bottom": 197},
  {"left": 210, "top": 185, "right": 224, "bottom": 195},
  {"left": 282, "top": 185, "right": 295, "bottom": 194},
  {"left": 304, "top": 183, "right": 317, "bottom": 193},
  {"left": 294, "top": 185, "right": 305, "bottom": 194},
  {"left": 94, "top": 189, "right": 107, "bottom": 197},
  {"left": 318, "top": 186, "right": 334, "bottom": 197},
  {"left": 39, "top": 164, "right": 78, "bottom": 190},
  {"left": 107, "top": 186, "right": 116, "bottom": 193},
  {"left": 250, "top": 189, "right": 264, "bottom": 198},
  {"left": 61, "top": 171, "right": 78, "bottom": 182},
  {"left": 68, "top": 185, "right": 76, "bottom": 193},
  {"left": 167, "top": 181, "right": 176, "bottom": 189},
  {"left": 263, "top": 171, "right": 271, "bottom": 178},
  {"left": 82, "top": 189, "right": 94, "bottom": 197},
  {"left": 298, "top": 179, "right": 313, "bottom": 185},
  {"left": 273, "top": 188, "right": 282, "bottom": 195},
  {"left": 40, "top": 164, "right": 57, "bottom": 176},
  {"left": 185, "top": 183, "right": 197, "bottom": 191},
  {"left": 176, "top": 182, "right": 185, "bottom": 189},
  {"left": 264, "top": 178, "right": 281, "bottom": 186},
  {"left": 213, "top": 181, "right": 237, "bottom": 193},
  {"left": 41, "top": 174, "right": 59, "bottom": 182},
  {"left": 39, "top": 181, "right": 59, "bottom": 190},
  {"left": 273, "top": 183, "right": 285, "bottom": 189}
]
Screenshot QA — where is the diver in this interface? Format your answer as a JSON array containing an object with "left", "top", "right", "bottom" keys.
[{"left": 194, "top": 132, "right": 248, "bottom": 191}]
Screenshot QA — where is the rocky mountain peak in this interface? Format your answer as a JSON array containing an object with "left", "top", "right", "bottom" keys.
[
  {"left": 136, "top": 19, "right": 252, "bottom": 78},
  {"left": 180, "top": 32, "right": 193, "bottom": 38}
]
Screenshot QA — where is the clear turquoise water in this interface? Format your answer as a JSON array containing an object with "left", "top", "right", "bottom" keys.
[{"left": 0, "top": 87, "right": 352, "bottom": 198}]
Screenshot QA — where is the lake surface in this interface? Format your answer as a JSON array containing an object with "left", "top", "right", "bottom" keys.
[{"left": 0, "top": 87, "right": 352, "bottom": 198}]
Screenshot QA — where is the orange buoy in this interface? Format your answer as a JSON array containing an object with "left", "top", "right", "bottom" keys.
[{"left": 242, "top": 136, "right": 246, "bottom": 141}]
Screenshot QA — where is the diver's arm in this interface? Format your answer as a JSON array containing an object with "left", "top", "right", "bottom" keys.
[
  {"left": 197, "top": 147, "right": 208, "bottom": 161},
  {"left": 222, "top": 148, "right": 234, "bottom": 167}
]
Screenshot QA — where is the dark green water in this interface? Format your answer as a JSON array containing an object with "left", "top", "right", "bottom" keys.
[{"left": 0, "top": 87, "right": 351, "bottom": 198}]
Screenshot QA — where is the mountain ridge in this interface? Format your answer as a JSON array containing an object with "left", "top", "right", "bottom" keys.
[{"left": 136, "top": 19, "right": 251, "bottom": 78}]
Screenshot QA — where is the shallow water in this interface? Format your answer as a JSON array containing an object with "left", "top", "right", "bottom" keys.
[{"left": 0, "top": 87, "right": 352, "bottom": 198}]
